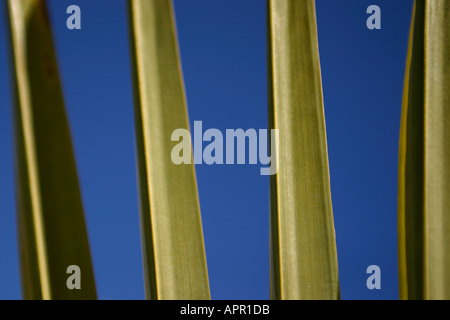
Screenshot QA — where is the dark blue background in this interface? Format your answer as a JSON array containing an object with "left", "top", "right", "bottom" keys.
[{"left": 0, "top": 0, "right": 414, "bottom": 299}]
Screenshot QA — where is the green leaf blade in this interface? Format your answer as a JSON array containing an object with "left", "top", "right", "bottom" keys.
[
  {"left": 398, "top": 0, "right": 450, "bottom": 300},
  {"left": 268, "top": 0, "right": 340, "bottom": 300},
  {"left": 6, "top": 0, "right": 96, "bottom": 300},
  {"left": 128, "top": 0, "right": 210, "bottom": 300}
]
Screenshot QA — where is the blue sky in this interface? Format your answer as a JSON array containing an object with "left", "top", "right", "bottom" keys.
[{"left": 0, "top": 0, "right": 414, "bottom": 299}]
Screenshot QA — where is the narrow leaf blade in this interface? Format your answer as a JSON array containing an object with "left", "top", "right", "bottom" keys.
[
  {"left": 268, "top": 0, "right": 340, "bottom": 300},
  {"left": 128, "top": 0, "right": 210, "bottom": 299},
  {"left": 398, "top": 0, "right": 450, "bottom": 300},
  {"left": 6, "top": 0, "right": 96, "bottom": 300}
]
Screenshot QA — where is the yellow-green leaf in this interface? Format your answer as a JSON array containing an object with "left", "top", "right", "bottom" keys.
[
  {"left": 398, "top": 0, "right": 450, "bottom": 300},
  {"left": 6, "top": 0, "right": 96, "bottom": 300},
  {"left": 268, "top": 0, "right": 340, "bottom": 300},
  {"left": 128, "top": 0, "right": 210, "bottom": 299}
]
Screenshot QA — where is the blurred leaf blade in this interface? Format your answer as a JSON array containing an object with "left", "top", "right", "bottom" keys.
[
  {"left": 398, "top": 0, "right": 450, "bottom": 300},
  {"left": 6, "top": 0, "right": 97, "bottom": 300},
  {"left": 268, "top": 0, "right": 339, "bottom": 300},
  {"left": 128, "top": 0, "right": 210, "bottom": 299}
]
